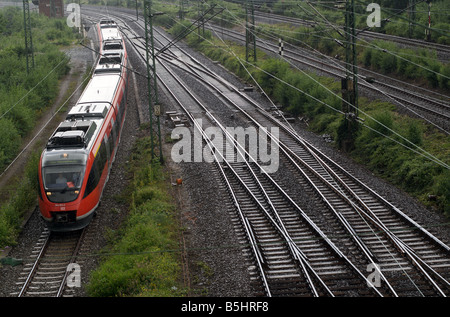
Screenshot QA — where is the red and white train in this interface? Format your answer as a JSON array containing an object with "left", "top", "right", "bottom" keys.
[{"left": 38, "top": 19, "right": 129, "bottom": 231}]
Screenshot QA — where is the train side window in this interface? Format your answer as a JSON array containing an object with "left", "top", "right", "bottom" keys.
[
  {"left": 116, "top": 103, "right": 122, "bottom": 125},
  {"left": 98, "top": 140, "right": 107, "bottom": 172},
  {"left": 118, "top": 94, "right": 125, "bottom": 123},
  {"left": 84, "top": 161, "right": 100, "bottom": 198},
  {"left": 112, "top": 120, "right": 118, "bottom": 145},
  {"left": 104, "top": 134, "right": 111, "bottom": 162},
  {"left": 84, "top": 141, "right": 107, "bottom": 198}
]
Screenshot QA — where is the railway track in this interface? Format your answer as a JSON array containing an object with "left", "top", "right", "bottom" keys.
[
  {"left": 201, "top": 23, "right": 450, "bottom": 133},
  {"left": 9, "top": 206, "right": 101, "bottom": 297},
  {"left": 145, "top": 36, "right": 386, "bottom": 297},
  {"left": 253, "top": 10, "right": 450, "bottom": 59},
  {"left": 79, "top": 7, "right": 450, "bottom": 296},
  {"left": 181, "top": 56, "right": 450, "bottom": 296},
  {"left": 11, "top": 229, "right": 84, "bottom": 297},
  {"left": 112, "top": 12, "right": 450, "bottom": 296}
]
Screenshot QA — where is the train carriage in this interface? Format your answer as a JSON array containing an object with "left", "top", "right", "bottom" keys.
[{"left": 38, "top": 19, "right": 128, "bottom": 231}]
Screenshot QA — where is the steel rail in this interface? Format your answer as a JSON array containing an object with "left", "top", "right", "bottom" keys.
[
  {"left": 223, "top": 85, "right": 449, "bottom": 295},
  {"left": 16, "top": 229, "right": 85, "bottom": 297},
  {"left": 158, "top": 46, "right": 449, "bottom": 295},
  {"left": 17, "top": 231, "right": 51, "bottom": 297},
  {"left": 155, "top": 48, "right": 400, "bottom": 293},
  {"left": 154, "top": 55, "right": 326, "bottom": 296},
  {"left": 125, "top": 22, "right": 338, "bottom": 295},
  {"left": 252, "top": 10, "right": 450, "bottom": 56},
  {"left": 56, "top": 228, "right": 87, "bottom": 297},
  {"left": 145, "top": 29, "right": 389, "bottom": 296},
  {"left": 151, "top": 49, "right": 273, "bottom": 296},
  {"left": 182, "top": 55, "right": 449, "bottom": 256},
  {"left": 87, "top": 10, "right": 445, "bottom": 296},
  {"left": 166, "top": 79, "right": 332, "bottom": 297},
  {"left": 202, "top": 23, "right": 450, "bottom": 126},
  {"left": 155, "top": 26, "right": 449, "bottom": 257}
]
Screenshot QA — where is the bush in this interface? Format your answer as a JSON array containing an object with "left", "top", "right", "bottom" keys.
[
  {"left": 433, "top": 170, "right": 450, "bottom": 217},
  {"left": 367, "top": 111, "right": 394, "bottom": 138},
  {"left": 0, "top": 151, "right": 39, "bottom": 247},
  {"left": 0, "top": 7, "right": 73, "bottom": 171},
  {"left": 406, "top": 121, "right": 423, "bottom": 146},
  {"left": 0, "top": 118, "right": 21, "bottom": 166},
  {"left": 395, "top": 160, "right": 436, "bottom": 193},
  {"left": 256, "top": 59, "right": 289, "bottom": 97},
  {"left": 439, "top": 63, "right": 450, "bottom": 90}
]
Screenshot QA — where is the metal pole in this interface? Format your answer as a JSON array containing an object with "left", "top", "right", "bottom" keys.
[
  {"left": 135, "top": 0, "right": 139, "bottom": 20},
  {"left": 426, "top": 1, "right": 432, "bottom": 41},
  {"left": 351, "top": 0, "right": 358, "bottom": 115},
  {"left": 144, "top": 0, "right": 155, "bottom": 161},
  {"left": 22, "top": 0, "right": 34, "bottom": 74},
  {"left": 245, "top": 0, "right": 256, "bottom": 62},
  {"left": 149, "top": 9, "right": 164, "bottom": 164},
  {"left": 340, "top": 0, "right": 358, "bottom": 151},
  {"left": 144, "top": 0, "right": 163, "bottom": 163},
  {"left": 179, "top": 0, "right": 184, "bottom": 20},
  {"left": 343, "top": 0, "right": 358, "bottom": 113},
  {"left": 409, "top": 0, "right": 415, "bottom": 38}
]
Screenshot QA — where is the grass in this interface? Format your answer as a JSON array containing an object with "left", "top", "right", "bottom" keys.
[{"left": 86, "top": 135, "right": 185, "bottom": 297}]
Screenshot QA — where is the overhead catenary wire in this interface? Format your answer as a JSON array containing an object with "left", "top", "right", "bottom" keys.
[
  {"left": 299, "top": 0, "right": 450, "bottom": 81},
  {"left": 203, "top": 4, "right": 450, "bottom": 169},
  {"left": 198, "top": 1, "right": 449, "bottom": 99},
  {"left": 230, "top": 13, "right": 450, "bottom": 135},
  {"left": 0, "top": 72, "right": 92, "bottom": 179},
  {"left": 159, "top": 9, "right": 449, "bottom": 294},
  {"left": 169, "top": 2, "right": 449, "bottom": 170},
  {"left": 0, "top": 56, "right": 69, "bottom": 121},
  {"left": 210, "top": 9, "right": 450, "bottom": 102}
]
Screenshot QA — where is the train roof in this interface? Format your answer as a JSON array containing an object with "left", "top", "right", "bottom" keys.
[
  {"left": 77, "top": 74, "right": 121, "bottom": 105},
  {"left": 99, "top": 19, "right": 117, "bottom": 28},
  {"left": 45, "top": 73, "right": 122, "bottom": 153},
  {"left": 101, "top": 26, "right": 122, "bottom": 41},
  {"left": 102, "top": 41, "right": 124, "bottom": 56},
  {"left": 94, "top": 52, "right": 123, "bottom": 75},
  {"left": 46, "top": 120, "right": 99, "bottom": 151},
  {"left": 42, "top": 18, "right": 126, "bottom": 159}
]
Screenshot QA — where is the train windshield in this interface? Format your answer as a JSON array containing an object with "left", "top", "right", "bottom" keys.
[{"left": 42, "top": 152, "right": 87, "bottom": 203}]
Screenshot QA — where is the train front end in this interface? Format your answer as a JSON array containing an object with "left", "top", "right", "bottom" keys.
[{"left": 38, "top": 149, "right": 94, "bottom": 232}]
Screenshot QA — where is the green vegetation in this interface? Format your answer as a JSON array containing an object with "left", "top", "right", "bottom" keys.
[
  {"left": 255, "top": 21, "right": 449, "bottom": 90},
  {"left": 0, "top": 7, "right": 79, "bottom": 249},
  {"left": 0, "top": 7, "right": 77, "bottom": 170},
  {"left": 173, "top": 25, "right": 449, "bottom": 217},
  {"left": 86, "top": 136, "right": 184, "bottom": 297},
  {"left": 264, "top": 0, "right": 450, "bottom": 44},
  {"left": 0, "top": 152, "right": 40, "bottom": 248}
]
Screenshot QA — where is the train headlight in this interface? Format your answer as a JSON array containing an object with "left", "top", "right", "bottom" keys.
[{"left": 46, "top": 192, "right": 52, "bottom": 196}]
